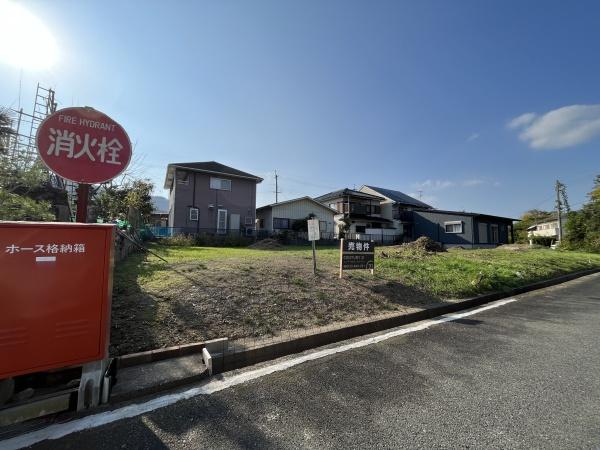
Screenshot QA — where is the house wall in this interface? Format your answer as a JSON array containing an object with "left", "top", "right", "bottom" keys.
[
  {"left": 272, "top": 199, "right": 336, "bottom": 232},
  {"left": 413, "top": 211, "right": 475, "bottom": 247},
  {"left": 168, "top": 183, "right": 176, "bottom": 228},
  {"left": 256, "top": 208, "right": 273, "bottom": 231},
  {"left": 473, "top": 218, "right": 511, "bottom": 245},
  {"left": 359, "top": 186, "right": 393, "bottom": 220},
  {"left": 171, "top": 169, "right": 258, "bottom": 231}
]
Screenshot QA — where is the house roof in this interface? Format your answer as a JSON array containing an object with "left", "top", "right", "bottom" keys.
[
  {"left": 164, "top": 161, "right": 263, "bottom": 189},
  {"left": 414, "top": 208, "right": 519, "bottom": 222},
  {"left": 256, "top": 196, "right": 337, "bottom": 213},
  {"left": 361, "top": 185, "right": 433, "bottom": 209},
  {"left": 314, "top": 188, "right": 384, "bottom": 203}
]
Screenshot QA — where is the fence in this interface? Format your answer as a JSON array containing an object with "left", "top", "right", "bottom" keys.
[{"left": 146, "top": 226, "right": 406, "bottom": 246}]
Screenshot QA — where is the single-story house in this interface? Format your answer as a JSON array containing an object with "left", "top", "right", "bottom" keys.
[
  {"left": 256, "top": 197, "right": 337, "bottom": 236},
  {"left": 410, "top": 209, "right": 517, "bottom": 248}
]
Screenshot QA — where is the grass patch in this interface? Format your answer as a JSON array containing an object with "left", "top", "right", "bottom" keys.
[{"left": 109, "top": 243, "right": 600, "bottom": 355}]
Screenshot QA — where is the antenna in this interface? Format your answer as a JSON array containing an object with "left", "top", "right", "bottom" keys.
[{"left": 418, "top": 190, "right": 423, "bottom": 200}]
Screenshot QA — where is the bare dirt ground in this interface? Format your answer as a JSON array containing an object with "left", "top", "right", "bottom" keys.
[{"left": 110, "top": 251, "right": 443, "bottom": 356}]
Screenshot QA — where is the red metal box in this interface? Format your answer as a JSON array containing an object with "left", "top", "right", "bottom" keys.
[{"left": 0, "top": 222, "right": 115, "bottom": 379}]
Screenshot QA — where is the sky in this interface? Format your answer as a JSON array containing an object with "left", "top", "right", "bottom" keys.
[{"left": 1, "top": 0, "right": 599, "bottom": 218}]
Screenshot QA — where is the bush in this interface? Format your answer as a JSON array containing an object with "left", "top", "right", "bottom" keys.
[{"left": 161, "top": 234, "right": 195, "bottom": 246}]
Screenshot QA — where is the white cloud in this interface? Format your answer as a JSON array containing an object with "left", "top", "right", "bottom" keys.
[
  {"left": 507, "top": 112, "right": 537, "bottom": 130},
  {"left": 462, "top": 179, "right": 484, "bottom": 187},
  {"left": 466, "top": 132, "right": 480, "bottom": 142},
  {"left": 413, "top": 179, "right": 456, "bottom": 191},
  {"left": 508, "top": 104, "right": 600, "bottom": 149}
]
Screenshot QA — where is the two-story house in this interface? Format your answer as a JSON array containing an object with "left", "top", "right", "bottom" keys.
[
  {"left": 314, "top": 188, "right": 396, "bottom": 238},
  {"left": 164, "top": 161, "right": 263, "bottom": 234},
  {"left": 359, "top": 185, "right": 433, "bottom": 239}
]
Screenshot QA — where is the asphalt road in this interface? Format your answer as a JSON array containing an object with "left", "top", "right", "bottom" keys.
[{"left": 31, "top": 273, "right": 600, "bottom": 449}]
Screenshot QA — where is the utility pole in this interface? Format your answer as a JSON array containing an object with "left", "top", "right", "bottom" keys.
[
  {"left": 555, "top": 180, "right": 563, "bottom": 242},
  {"left": 274, "top": 170, "right": 281, "bottom": 203}
]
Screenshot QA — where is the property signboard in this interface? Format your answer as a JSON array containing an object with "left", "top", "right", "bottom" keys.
[
  {"left": 36, "top": 107, "right": 132, "bottom": 184},
  {"left": 307, "top": 219, "right": 320, "bottom": 241},
  {"left": 339, "top": 238, "right": 375, "bottom": 277}
]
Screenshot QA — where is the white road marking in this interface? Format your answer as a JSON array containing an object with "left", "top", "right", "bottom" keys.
[{"left": 2, "top": 297, "right": 517, "bottom": 450}]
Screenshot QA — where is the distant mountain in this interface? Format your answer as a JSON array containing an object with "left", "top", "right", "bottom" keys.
[{"left": 151, "top": 196, "right": 169, "bottom": 212}]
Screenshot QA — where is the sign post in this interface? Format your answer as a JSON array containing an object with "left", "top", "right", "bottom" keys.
[
  {"left": 307, "top": 218, "right": 320, "bottom": 275},
  {"left": 36, "top": 107, "right": 132, "bottom": 222},
  {"left": 339, "top": 238, "right": 375, "bottom": 278}
]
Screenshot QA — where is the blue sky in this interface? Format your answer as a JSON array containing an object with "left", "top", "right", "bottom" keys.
[{"left": 1, "top": 0, "right": 599, "bottom": 218}]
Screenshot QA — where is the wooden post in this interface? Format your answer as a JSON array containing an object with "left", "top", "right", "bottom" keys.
[
  {"left": 76, "top": 183, "right": 90, "bottom": 223},
  {"left": 312, "top": 240, "right": 317, "bottom": 275},
  {"left": 371, "top": 240, "right": 375, "bottom": 275},
  {"left": 339, "top": 238, "right": 344, "bottom": 278}
]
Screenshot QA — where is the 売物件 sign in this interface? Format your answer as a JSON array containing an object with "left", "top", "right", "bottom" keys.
[
  {"left": 339, "top": 238, "right": 375, "bottom": 277},
  {"left": 307, "top": 218, "right": 320, "bottom": 241},
  {"left": 36, "top": 107, "right": 132, "bottom": 184}
]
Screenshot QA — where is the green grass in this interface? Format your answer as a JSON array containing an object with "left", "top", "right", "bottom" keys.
[
  {"left": 117, "top": 243, "right": 600, "bottom": 299},
  {"left": 373, "top": 248, "right": 600, "bottom": 298}
]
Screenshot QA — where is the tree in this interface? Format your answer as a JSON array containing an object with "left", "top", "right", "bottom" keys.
[
  {"left": 92, "top": 179, "right": 154, "bottom": 228},
  {"left": 0, "top": 109, "right": 56, "bottom": 221},
  {"left": 564, "top": 175, "right": 600, "bottom": 252}
]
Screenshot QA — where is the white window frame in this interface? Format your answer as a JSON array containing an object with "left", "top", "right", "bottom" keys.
[
  {"left": 189, "top": 207, "right": 199, "bottom": 221},
  {"left": 245, "top": 216, "right": 254, "bottom": 225},
  {"left": 210, "top": 177, "right": 232, "bottom": 191},
  {"left": 217, "top": 209, "right": 228, "bottom": 233},
  {"left": 444, "top": 221, "right": 463, "bottom": 234}
]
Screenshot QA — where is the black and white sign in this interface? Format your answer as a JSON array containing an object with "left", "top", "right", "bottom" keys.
[{"left": 340, "top": 239, "right": 375, "bottom": 274}]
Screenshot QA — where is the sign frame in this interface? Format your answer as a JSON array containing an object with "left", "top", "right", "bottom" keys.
[{"left": 339, "top": 238, "right": 375, "bottom": 278}]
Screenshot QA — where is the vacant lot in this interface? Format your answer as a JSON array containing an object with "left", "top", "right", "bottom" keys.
[{"left": 110, "top": 244, "right": 600, "bottom": 355}]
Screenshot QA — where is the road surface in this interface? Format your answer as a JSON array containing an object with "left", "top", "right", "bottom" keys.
[{"left": 23, "top": 273, "right": 600, "bottom": 448}]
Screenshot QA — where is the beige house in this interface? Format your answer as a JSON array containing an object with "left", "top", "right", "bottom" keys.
[
  {"left": 256, "top": 197, "right": 337, "bottom": 235},
  {"left": 527, "top": 218, "right": 562, "bottom": 244}
]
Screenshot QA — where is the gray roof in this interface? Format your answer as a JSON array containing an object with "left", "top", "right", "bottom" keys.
[
  {"left": 256, "top": 196, "right": 337, "bottom": 213},
  {"left": 314, "top": 188, "right": 384, "bottom": 203},
  {"left": 363, "top": 185, "right": 432, "bottom": 209},
  {"left": 414, "top": 208, "right": 518, "bottom": 222},
  {"left": 164, "top": 161, "right": 263, "bottom": 189}
]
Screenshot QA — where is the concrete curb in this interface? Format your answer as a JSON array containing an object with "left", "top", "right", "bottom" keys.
[
  {"left": 214, "top": 267, "right": 600, "bottom": 373},
  {"left": 116, "top": 268, "right": 600, "bottom": 376}
]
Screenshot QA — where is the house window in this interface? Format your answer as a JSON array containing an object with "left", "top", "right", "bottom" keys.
[
  {"left": 491, "top": 224, "right": 499, "bottom": 243},
  {"left": 319, "top": 220, "right": 327, "bottom": 232},
  {"left": 217, "top": 209, "right": 228, "bottom": 233},
  {"left": 273, "top": 218, "right": 290, "bottom": 229},
  {"left": 210, "top": 177, "right": 232, "bottom": 191},
  {"left": 245, "top": 216, "right": 254, "bottom": 225},
  {"left": 189, "top": 207, "right": 199, "bottom": 221},
  {"left": 373, "top": 205, "right": 381, "bottom": 214},
  {"left": 444, "top": 221, "right": 463, "bottom": 233},
  {"left": 259, "top": 218, "right": 265, "bottom": 228},
  {"left": 355, "top": 225, "right": 366, "bottom": 233}
]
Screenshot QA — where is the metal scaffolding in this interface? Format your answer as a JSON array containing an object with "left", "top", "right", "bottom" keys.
[{"left": 5, "top": 84, "right": 77, "bottom": 220}]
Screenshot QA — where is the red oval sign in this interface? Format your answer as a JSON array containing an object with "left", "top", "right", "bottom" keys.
[{"left": 36, "top": 107, "right": 132, "bottom": 184}]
